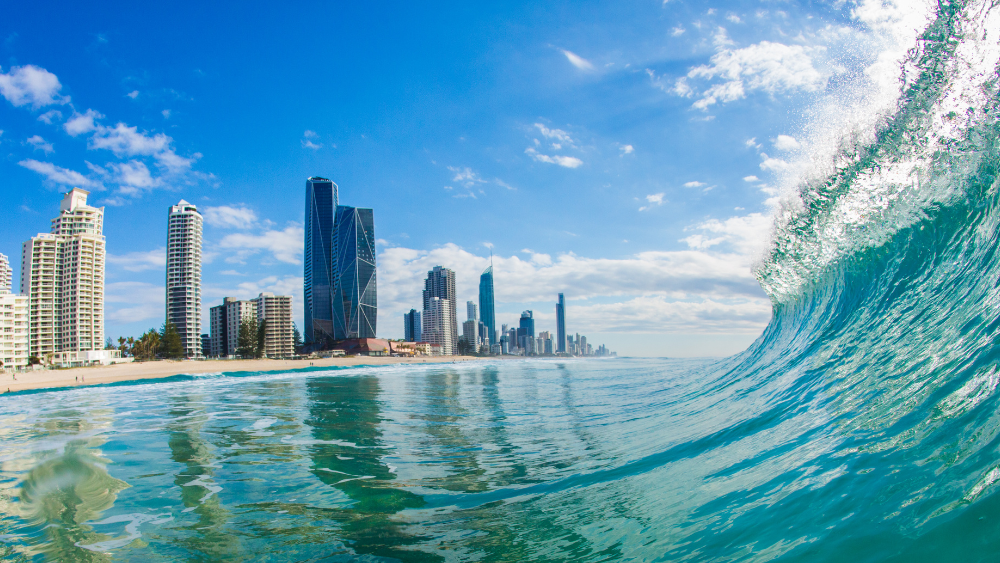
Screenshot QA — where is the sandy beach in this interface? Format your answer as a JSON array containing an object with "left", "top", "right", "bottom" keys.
[{"left": 0, "top": 355, "right": 490, "bottom": 394}]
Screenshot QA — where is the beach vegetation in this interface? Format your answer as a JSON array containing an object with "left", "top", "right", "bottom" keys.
[
  {"left": 237, "top": 318, "right": 258, "bottom": 358},
  {"left": 132, "top": 329, "right": 160, "bottom": 361},
  {"left": 159, "top": 321, "right": 184, "bottom": 359}
]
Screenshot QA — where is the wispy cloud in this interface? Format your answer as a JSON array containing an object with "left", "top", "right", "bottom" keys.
[
  {"left": 25, "top": 135, "right": 53, "bottom": 154},
  {"left": 218, "top": 224, "right": 304, "bottom": 265},
  {"left": 301, "top": 130, "right": 322, "bottom": 150},
  {"left": 560, "top": 49, "right": 595, "bottom": 71},
  {"left": 773, "top": 134, "right": 800, "bottom": 150},
  {"left": 37, "top": 109, "right": 62, "bottom": 124},
  {"left": 18, "top": 159, "right": 100, "bottom": 189},
  {"left": 64, "top": 109, "right": 104, "bottom": 136},
  {"left": 619, "top": 144, "right": 634, "bottom": 155},
  {"left": 524, "top": 148, "right": 583, "bottom": 168},
  {"left": 106, "top": 248, "right": 166, "bottom": 272},
  {"left": 683, "top": 181, "right": 706, "bottom": 188},
  {"left": 639, "top": 192, "right": 665, "bottom": 211},
  {"left": 202, "top": 205, "right": 258, "bottom": 229}
]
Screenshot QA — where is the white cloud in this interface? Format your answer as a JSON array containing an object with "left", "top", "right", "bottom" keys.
[
  {"left": 524, "top": 148, "right": 583, "bottom": 168},
  {"left": 376, "top": 219, "right": 771, "bottom": 337},
  {"left": 619, "top": 144, "right": 634, "bottom": 155},
  {"left": 773, "top": 134, "right": 800, "bottom": 150},
  {"left": 533, "top": 123, "right": 574, "bottom": 144},
  {"left": 681, "top": 41, "right": 828, "bottom": 110},
  {"left": 560, "top": 49, "right": 595, "bottom": 71},
  {"left": 37, "top": 109, "right": 62, "bottom": 124},
  {"left": 108, "top": 160, "right": 161, "bottom": 193},
  {"left": 447, "top": 166, "right": 487, "bottom": 188},
  {"left": 202, "top": 205, "right": 258, "bottom": 229},
  {"left": 743, "top": 175, "right": 760, "bottom": 182},
  {"left": 671, "top": 27, "right": 686, "bottom": 36},
  {"left": 105, "top": 281, "right": 164, "bottom": 325},
  {"left": 106, "top": 248, "right": 166, "bottom": 272},
  {"left": 301, "top": 139, "right": 322, "bottom": 150},
  {"left": 88, "top": 122, "right": 196, "bottom": 174},
  {"left": 745, "top": 137, "right": 761, "bottom": 149},
  {"left": 0, "top": 65, "right": 69, "bottom": 108},
  {"left": 126, "top": 90, "right": 139, "bottom": 99},
  {"left": 26, "top": 135, "right": 53, "bottom": 154},
  {"left": 639, "top": 192, "right": 666, "bottom": 211},
  {"left": 18, "top": 159, "right": 99, "bottom": 188},
  {"left": 681, "top": 213, "right": 772, "bottom": 256},
  {"left": 303, "top": 130, "right": 318, "bottom": 138},
  {"left": 683, "top": 181, "right": 706, "bottom": 188},
  {"left": 759, "top": 154, "right": 791, "bottom": 172},
  {"left": 162, "top": 109, "right": 171, "bottom": 119},
  {"left": 217, "top": 224, "right": 304, "bottom": 265},
  {"left": 64, "top": 109, "right": 104, "bottom": 136},
  {"left": 727, "top": 14, "right": 742, "bottom": 23}
]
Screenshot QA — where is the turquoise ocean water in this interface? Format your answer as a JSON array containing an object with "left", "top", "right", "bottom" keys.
[{"left": 8, "top": 0, "right": 1000, "bottom": 560}]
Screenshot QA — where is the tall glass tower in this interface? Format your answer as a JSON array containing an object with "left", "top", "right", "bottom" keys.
[
  {"left": 479, "top": 264, "right": 495, "bottom": 346},
  {"left": 304, "top": 177, "right": 338, "bottom": 343},
  {"left": 332, "top": 206, "right": 377, "bottom": 339},
  {"left": 556, "top": 293, "right": 566, "bottom": 353}
]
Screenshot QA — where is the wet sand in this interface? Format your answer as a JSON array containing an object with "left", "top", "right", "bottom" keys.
[{"left": 1, "top": 355, "right": 489, "bottom": 393}]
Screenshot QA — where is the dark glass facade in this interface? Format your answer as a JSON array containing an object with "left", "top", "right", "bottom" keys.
[
  {"left": 479, "top": 265, "right": 495, "bottom": 347},
  {"left": 304, "top": 177, "right": 338, "bottom": 343},
  {"left": 332, "top": 206, "right": 377, "bottom": 339}
]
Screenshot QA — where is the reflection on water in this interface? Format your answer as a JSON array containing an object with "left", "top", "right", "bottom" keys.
[
  {"left": 307, "top": 375, "right": 435, "bottom": 562},
  {"left": 1, "top": 357, "right": 998, "bottom": 560}
]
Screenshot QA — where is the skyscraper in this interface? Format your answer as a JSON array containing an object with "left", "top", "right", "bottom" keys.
[
  {"left": 21, "top": 188, "right": 105, "bottom": 359},
  {"left": 479, "top": 264, "right": 495, "bottom": 350},
  {"left": 556, "top": 293, "right": 566, "bottom": 353},
  {"left": 423, "top": 296, "right": 454, "bottom": 355},
  {"left": 166, "top": 200, "right": 203, "bottom": 358},
  {"left": 304, "top": 177, "right": 338, "bottom": 343},
  {"left": 404, "top": 309, "right": 421, "bottom": 342},
  {"left": 423, "top": 266, "right": 457, "bottom": 355},
  {"left": 332, "top": 206, "right": 377, "bottom": 339},
  {"left": 0, "top": 253, "right": 11, "bottom": 293}
]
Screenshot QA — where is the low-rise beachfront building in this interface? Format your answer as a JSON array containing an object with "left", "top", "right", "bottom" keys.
[
  {"left": 51, "top": 349, "right": 130, "bottom": 368},
  {"left": 0, "top": 253, "right": 12, "bottom": 293},
  {"left": 0, "top": 291, "right": 29, "bottom": 371}
]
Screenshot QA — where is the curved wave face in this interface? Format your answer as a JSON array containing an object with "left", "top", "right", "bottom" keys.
[{"left": 4, "top": 2, "right": 1000, "bottom": 561}]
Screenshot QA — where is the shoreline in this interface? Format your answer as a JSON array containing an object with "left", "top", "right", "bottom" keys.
[{"left": 0, "top": 355, "right": 496, "bottom": 394}]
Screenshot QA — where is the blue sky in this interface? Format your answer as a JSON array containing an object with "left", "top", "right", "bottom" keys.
[{"left": 0, "top": 0, "right": 928, "bottom": 356}]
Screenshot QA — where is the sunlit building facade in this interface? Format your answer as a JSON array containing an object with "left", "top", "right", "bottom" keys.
[
  {"left": 423, "top": 266, "right": 457, "bottom": 355},
  {"left": 304, "top": 177, "right": 338, "bottom": 343},
  {"left": 166, "top": 200, "right": 203, "bottom": 358}
]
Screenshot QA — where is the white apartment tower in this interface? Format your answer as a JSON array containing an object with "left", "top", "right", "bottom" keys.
[
  {"left": 254, "top": 292, "right": 293, "bottom": 358},
  {"left": 423, "top": 296, "right": 454, "bottom": 355},
  {"left": 21, "top": 189, "right": 106, "bottom": 359},
  {"left": 166, "top": 200, "right": 203, "bottom": 358},
  {"left": 0, "top": 253, "right": 29, "bottom": 371},
  {"left": 0, "top": 253, "right": 11, "bottom": 293}
]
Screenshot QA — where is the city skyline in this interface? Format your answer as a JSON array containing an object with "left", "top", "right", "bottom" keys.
[{"left": 0, "top": 1, "right": 919, "bottom": 355}]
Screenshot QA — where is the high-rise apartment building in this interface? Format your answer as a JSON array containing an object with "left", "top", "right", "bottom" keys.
[
  {"left": 0, "top": 253, "right": 11, "bottom": 293},
  {"left": 423, "top": 296, "right": 454, "bottom": 355},
  {"left": 166, "top": 200, "right": 203, "bottom": 358},
  {"left": 304, "top": 177, "right": 338, "bottom": 343},
  {"left": 404, "top": 309, "right": 421, "bottom": 342},
  {"left": 254, "top": 292, "right": 293, "bottom": 358},
  {"left": 332, "top": 206, "right": 376, "bottom": 339},
  {"left": 466, "top": 301, "right": 477, "bottom": 322},
  {"left": 556, "top": 293, "right": 566, "bottom": 353},
  {"left": 423, "top": 266, "right": 457, "bottom": 355},
  {"left": 21, "top": 188, "right": 105, "bottom": 359},
  {"left": 462, "top": 319, "right": 478, "bottom": 352},
  {"left": 479, "top": 264, "right": 495, "bottom": 350},
  {"left": 209, "top": 297, "right": 257, "bottom": 357}
]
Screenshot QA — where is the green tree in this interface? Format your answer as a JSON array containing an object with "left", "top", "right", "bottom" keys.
[
  {"left": 236, "top": 318, "right": 258, "bottom": 358},
  {"left": 159, "top": 321, "right": 184, "bottom": 359},
  {"left": 133, "top": 329, "right": 160, "bottom": 360},
  {"left": 292, "top": 323, "right": 302, "bottom": 352},
  {"left": 105, "top": 337, "right": 114, "bottom": 350}
]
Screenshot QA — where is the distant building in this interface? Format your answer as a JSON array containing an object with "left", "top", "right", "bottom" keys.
[
  {"left": 201, "top": 334, "right": 211, "bottom": 358},
  {"left": 517, "top": 310, "right": 535, "bottom": 349},
  {"left": 0, "top": 253, "right": 11, "bottom": 293},
  {"left": 423, "top": 296, "right": 454, "bottom": 355},
  {"left": 462, "top": 319, "right": 478, "bottom": 352},
  {"left": 404, "top": 309, "right": 421, "bottom": 342},
  {"left": 254, "top": 292, "right": 293, "bottom": 358},
  {"left": 466, "top": 301, "right": 477, "bottom": 322},
  {"left": 0, "top": 291, "right": 28, "bottom": 371},
  {"left": 210, "top": 297, "right": 257, "bottom": 357},
  {"left": 304, "top": 177, "right": 339, "bottom": 344},
  {"left": 556, "top": 293, "right": 566, "bottom": 353},
  {"left": 166, "top": 200, "right": 203, "bottom": 358},
  {"left": 21, "top": 188, "right": 105, "bottom": 360},
  {"left": 331, "top": 205, "right": 377, "bottom": 339},
  {"left": 479, "top": 264, "right": 495, "bottom": 352},
  {"left": 423, "top": 266, "right": 457, "bottom": 355}
]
